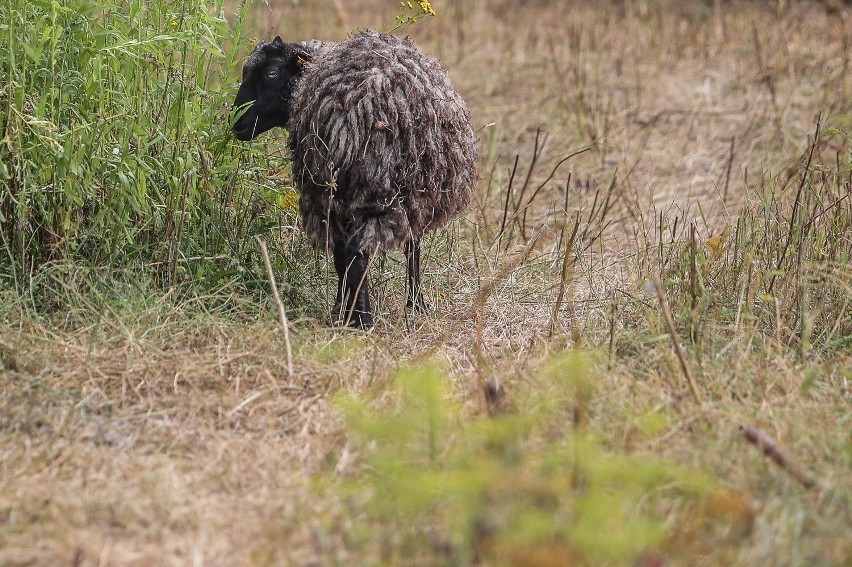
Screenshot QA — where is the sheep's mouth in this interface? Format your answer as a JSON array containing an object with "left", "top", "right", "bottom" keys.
[
  {"left": 232, "top": 115, "right": 280, "bottom": 141},
  {"left": 232, "top": 124, "right": 257, "bottom": 141},
  {"left": 232, "top": 114, "right": 259, "bottom": 141}
]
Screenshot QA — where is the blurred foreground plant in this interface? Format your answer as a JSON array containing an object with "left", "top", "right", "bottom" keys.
[{"left": 328, "top": 353, "right": 744, "bottom": 566}]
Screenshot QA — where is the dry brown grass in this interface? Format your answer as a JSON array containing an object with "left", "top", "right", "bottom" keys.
[{"left": 2, "top": 1, "right": 851, "bottom": 565}]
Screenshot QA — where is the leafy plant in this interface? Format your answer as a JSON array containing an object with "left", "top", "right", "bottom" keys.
[
  {"left": 329, "top": 353, "right": 729, "bottom": 566},
  {"left": 393, "top": 0, "right": 437, "bottom": 30},
  {"left": 0, "top": 0, "right": 304, "bottom": 295}
]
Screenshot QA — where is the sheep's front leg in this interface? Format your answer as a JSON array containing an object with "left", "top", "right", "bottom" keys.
[
  {"left": 405, "top": 238, "right": 429, "bottom": 313},
  {"left": 335, "top": 237, "right": 373, "bottom": 329}
]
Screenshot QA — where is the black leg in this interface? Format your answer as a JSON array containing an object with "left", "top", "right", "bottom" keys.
[
  {"left": 332, "top": 236, "right": 373, "bottom": 329},
  {"left": 405, "top": 238, "right": 429, "bottom": 313},
  {"left": 331, "top": 169, "right": 352, "bottom": 320},
  {"left": 332, "top": 237, "right": 347, "bottom": 318}
]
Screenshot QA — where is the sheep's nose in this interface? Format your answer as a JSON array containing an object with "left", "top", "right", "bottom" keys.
[{"left": 233, "top": 126, "right": 254, "bottom": 142}]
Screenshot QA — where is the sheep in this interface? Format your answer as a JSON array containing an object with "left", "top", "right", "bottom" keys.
[{"left": 232, "top": 31, "right": 478, "bottom": 328}]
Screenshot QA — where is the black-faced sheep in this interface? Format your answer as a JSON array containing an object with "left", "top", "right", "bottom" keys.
[{"left": 232, "top": 31, "right": 478, "bottom": 328}]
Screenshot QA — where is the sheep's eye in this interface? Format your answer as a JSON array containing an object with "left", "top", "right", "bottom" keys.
[{"left": 266, "top": 68, "right": 279, "bottom": 79}]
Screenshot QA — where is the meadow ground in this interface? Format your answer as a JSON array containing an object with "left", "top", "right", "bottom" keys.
[{"left": 1, "top": 1, "right": 850, "bottom": 565}]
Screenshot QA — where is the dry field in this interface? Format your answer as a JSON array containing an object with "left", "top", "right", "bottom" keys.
[{"left": 1, "top": 1, "right": 850, "bottom": 565}]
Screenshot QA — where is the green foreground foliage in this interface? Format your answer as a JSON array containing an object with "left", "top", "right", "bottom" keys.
[
  {"left": 0, "top": 0, "right": 297, "bottom": 291},
  {"left": 327, "top": 357, "right": 751, "bottom": 566}
]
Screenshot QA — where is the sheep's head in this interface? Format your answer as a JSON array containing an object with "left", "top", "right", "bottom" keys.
[{"left": 232, "top": 36, "right": 310, "bottom": 141}]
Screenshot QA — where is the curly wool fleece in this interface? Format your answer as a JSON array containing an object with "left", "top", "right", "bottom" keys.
[{"left": 288, "top": 30, "right": 478, "bottom": 253}]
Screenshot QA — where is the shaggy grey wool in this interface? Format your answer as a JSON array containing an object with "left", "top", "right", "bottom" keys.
[{"left": 288, "top": 30, "right": 478, "bottom": 254}]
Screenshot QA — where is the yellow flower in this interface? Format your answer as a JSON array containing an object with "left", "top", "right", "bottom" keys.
[
  {"left": 277, "top": 190, "right": 299, "bottom": 212},
  {"left": 419, "top": 0, "right": 436, "bottom": 16},
  {"left": 705, "top": 234, "right": 725, "bottom": 261}
]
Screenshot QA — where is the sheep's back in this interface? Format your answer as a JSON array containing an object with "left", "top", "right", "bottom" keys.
[{"left": 289, "top": 30, "right": 477, "bottom": 252}]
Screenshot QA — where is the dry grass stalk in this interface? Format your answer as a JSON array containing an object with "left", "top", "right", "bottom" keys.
[
  {"left": 751, "top": 22, "right": 778, "bottom": 111},
  {"left": 549, "top": 213, "right": 580, "bottom": 337},
  {"left": 419, "top": 227, "right": 545, "bottom": 360},
  {"left": 768, "top": 113, "right": 821, "bottom": 295},
  {"left": 652, "top": 275, "right": 702, "bottom": 405},
  {"left": 739, "top": 425, "right": 819, "bottom": 490},
  {"left": 721, "top": 135, "right": 736, "bottom": 204},
  {"left": 257, "top": 236, "right": 294, "bottom": 377}
]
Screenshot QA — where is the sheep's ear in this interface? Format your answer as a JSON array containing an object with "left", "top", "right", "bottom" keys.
[
  {"left": 292, "top": 48, "right": 310, "bottom": 69},
  {"left": 271, "top": 36, "right": 284, "bottom": 49}
]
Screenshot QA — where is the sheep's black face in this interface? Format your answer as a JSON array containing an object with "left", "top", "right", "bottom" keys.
[{"left": 232, "top": 36, "right": 307, "bottom": 141}]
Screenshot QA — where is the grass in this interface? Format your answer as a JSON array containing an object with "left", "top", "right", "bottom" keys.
[
  {"left": 0, "top": 0, "right": 303, "bottom": 292},
  {"left": 1, "top": 0, "right": 851, "bottom": 565}
]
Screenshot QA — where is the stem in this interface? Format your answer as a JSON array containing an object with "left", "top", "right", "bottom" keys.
[{"left": 257, "top": 237, "right": 294, "bottom": 377}]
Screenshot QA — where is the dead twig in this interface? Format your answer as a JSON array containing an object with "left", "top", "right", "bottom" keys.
[
  {"left": 739, "top": 425, "right": 818, "bottom": 489},
  {"left": 652, "top": 275, "right": 702, "bottom": 405},
  {"left": 520, "top": 146, "right": 591, "bottom": 230},
  {"left": 549, "top": 212, "right": 580, "bottom": 337},
  {"left": 497, "top": 155, "right": 520, "bottom": 248},
  {"left": 257, "top": 236, "right": 294, "bottom": 377}
]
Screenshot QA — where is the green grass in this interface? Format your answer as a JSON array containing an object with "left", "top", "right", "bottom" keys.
[{"left": 0, "top": 0, "right": 305, "bottom": 293}]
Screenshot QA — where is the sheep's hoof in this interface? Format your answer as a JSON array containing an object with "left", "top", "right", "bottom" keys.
[
  {"left": 348, "top": 311, "right": 373, "bottom": 329},
  {"left": 332, "top": 306, "right": 373, "bottom": 329}
]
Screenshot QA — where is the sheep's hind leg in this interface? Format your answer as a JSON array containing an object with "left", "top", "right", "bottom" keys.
[
  {"left": 405, "top": 238, "right": 429, "bottom": 313},
  {"left": 341, "top": 239, "right": 373, "bottom": 329},
  {"left": 332, "top": 238, "right": 347, "bottom": 320}
]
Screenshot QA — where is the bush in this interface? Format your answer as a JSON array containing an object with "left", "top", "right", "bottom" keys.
[{"left": 0, "top": 0, "right": 300, "bottom": 292}]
